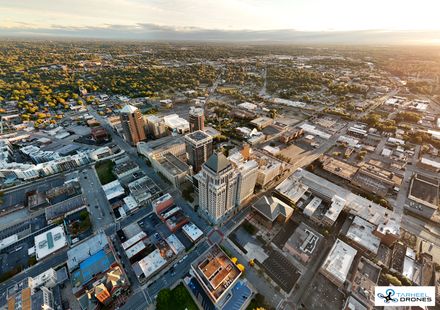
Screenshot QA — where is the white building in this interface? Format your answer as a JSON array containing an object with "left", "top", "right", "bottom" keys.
[
  {"left": 320, "top": 239, "right": 357, "bottom": 287},
  {"left": 236, "top": 160, "right": 258, "bottom": 204},
  {"left": 34, "top": 225, "right": 67, "bottom": 261},
  {"left": 163, "top": 114, "right": 189, "bottom": 134},
  {"left": 182, "top": 223, "right": 204, "bottom": 242},
  {"left": 196, "top": 152, "right": 239, "bottom": 224},
  {"left": 102, "top": 180, "right": 125, "bottom": 201}
]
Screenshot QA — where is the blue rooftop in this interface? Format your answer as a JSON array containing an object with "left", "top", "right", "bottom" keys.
[
  {"left": 71, "top": 249, "right": 115, "bottom": 287},
  {"left": 222, "top": 281, "right": 252, "bottom": 310}
]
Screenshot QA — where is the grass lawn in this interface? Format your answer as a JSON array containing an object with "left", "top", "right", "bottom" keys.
[
  {"left": 95, "top": 160, "right": 116, "bottom": 185},
  {"left": 156, "top": 283, "right": 198, "bottom": 310}
]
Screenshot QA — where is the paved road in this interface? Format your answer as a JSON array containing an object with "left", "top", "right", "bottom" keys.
[
  {"left": 259, "top": 67, "right": 267, "bottom": 97},
  {"left": 77, "top": 167, "right": 115, "bottom": 230},
  {"left": 121, "top": 239, "right": 211, "bottom": 310}
]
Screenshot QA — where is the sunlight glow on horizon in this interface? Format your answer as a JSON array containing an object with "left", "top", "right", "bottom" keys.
[{"left": 1, "top": 0, "right": 440, "bottom": 32}]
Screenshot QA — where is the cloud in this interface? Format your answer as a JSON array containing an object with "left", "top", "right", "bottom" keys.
[{"left": 0, "top": 22, "right": 439, "bottom": 44}]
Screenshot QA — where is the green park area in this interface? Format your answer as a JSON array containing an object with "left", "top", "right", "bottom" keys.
[
  {"left": 156, "top": 283, "right": 198, "bottom": 310},
  {"left": 95, "top": 160, "right": 116, "bottom": 185}
]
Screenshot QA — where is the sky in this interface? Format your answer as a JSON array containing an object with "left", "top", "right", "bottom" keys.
[{"left": 1, "top": 0, "right": 440, "bottom": 43}]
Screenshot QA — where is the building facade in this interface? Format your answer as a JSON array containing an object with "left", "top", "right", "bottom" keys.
[
  {"left": 184, "top": 130, "right": 213, "bottom": 172},
  {"left": 236, "top": 160, "right": 258, "bottom": 204},
  {"left": 189, "top": 106, "right": 205, "bottom": 132},
  {"left": 119, "top": 105, "right": 146, "bottom": 145},
  {"left": 196, "top": 152, "right": 239, "bottom": 224}
]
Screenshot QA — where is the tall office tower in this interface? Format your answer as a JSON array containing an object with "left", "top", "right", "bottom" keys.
[
  {"left": 119, "top": 105, "right": 146, "bottom": 145},
  {"left": 196, "top": 152, "right": 239, "bottom": 224},
  {"left": 189, "top": 107, "right": 205, "bottom": 132},
  {"left": 184, "top": 130, "right": 213, "bottom": 172},
  {"left": 236, "top": 160, "right": 259, "bottom": 204}
]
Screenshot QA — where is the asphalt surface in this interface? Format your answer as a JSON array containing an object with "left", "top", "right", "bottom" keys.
[{"left": 76, "top": 167, "right": 115, "bottom": 229}]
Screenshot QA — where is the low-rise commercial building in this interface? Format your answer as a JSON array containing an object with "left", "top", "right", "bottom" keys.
[
  {"left": 283, "top": 223, "right": 322, "bottom": 265},
  {"left": 182, "top": 222, "right": 204, "bottom": 243},
  {"left": 252, "top": 195, "right": 293, "bottom": 229},
  {"left": 320, "top": 239, "right": 357, "bottom": 287},
  {"left": 34, "top": 225, "right": 67, "bottom": 261}
]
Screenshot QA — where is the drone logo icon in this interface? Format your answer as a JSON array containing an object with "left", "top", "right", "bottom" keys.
[{"left": 377, "top": 289, "right": 398, "bottom": 303}]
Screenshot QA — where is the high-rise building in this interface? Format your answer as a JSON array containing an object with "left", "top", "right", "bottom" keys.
[
  {"left": 184, "top": 130, "right": 213, "bottom": 172},
  {"left": 119, "top": 105, "right": 146, "bottom": 145},
  {"left": 236, "top": 160, "right": 258, "bottom": 204},
  {"left": 196, "top": 152, "right": 239, "bottom": 224},
  {"left": 189, "top": 106, "right": 205, "bottom": 132}
]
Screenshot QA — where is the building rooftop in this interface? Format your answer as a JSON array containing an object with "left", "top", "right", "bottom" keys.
[
  {"left": 114, "top": 160, "right": 139, "bottom": 177},
  {"left": 351, "top": 257, "right": 381, "bottom": 307},
  {"left": 158, "top": 152, "right": 191, "bottom": 176},
  {"left": 324, "top": 195, "right": 345, "bottom": 225},
  {"left": 275, "top": 175, "right": 309, "bottom": 204},
  {"left": 102, "top": 180, "right": 125, "bottom": 201},
  {"left": 120, "top": 104, "right": 138, "bottom": 114},
  {"left": 165, "top": 234, "right": 185, "bottom": 255},
  {"left": 204, "top": 152, "right": 231, "bottom": 174},
  {"left": 34, "top": 225, "right": 67, "bottom": 261},
  {"left": 189, "top": 106, "right": 204, "bottom": 117},
  {"left": 67, "top": 232, "right": 108, "bottom": 271},
  {"left": 185, "top": 130, "right": 211, "bottom": 143},
  {"left": 345, "top": 216, "right": 381, "bottom": 254},
  {"left": 252, "top": 195, "right": 293, "bottom": 222},
  {"left": 182, "top": 222, "right": 204, "bottom": 242},
  {"left": 284, "top": 223, "right": 322, "bottom": 264},
  {"left": 135, "top": 249, "right": 167, "bottom": 279},
  {"left": 125, "top": 241, "right": 146, "bottom": 259},
  {"left": 128, "top": 175, "right": 161, "bottom": 203},
  {"left": 292, "top": 169, "right": 401, "bottom": 230},
  {"left": 321, "top": 239, "right": 357, "bottom": 285},
  {"left": 137, "top": 135, "right": 184, "bottom": 157},
  {"left": 71, "top": 248, "right": 116, "bottom": 288},
  {"left": 122, "top": 231, "right": 147, "bottom": 250},
  {"left": 192, "top": 244, "right": 242, "bottom": 303},
  {"left": 408, "top": 173, "right": 439, "bottom": 209},
  {"left": 250, "top": 116, "right": 273, "bottom": 128},
  {"left": 303, "top": 196, "right": 322, "bottom": 217},
  {"left": 123, "top": 195, "right": 138, "bottom": 211}
]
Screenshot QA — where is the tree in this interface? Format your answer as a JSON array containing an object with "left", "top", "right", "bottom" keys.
[
  {"left": 385, "top": 274, "right": 402, "bottom": 286},
  {"left": 79, "top": 210, "right": 89, "bottom": 221}
]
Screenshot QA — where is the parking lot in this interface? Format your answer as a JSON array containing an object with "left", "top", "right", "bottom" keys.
[
  {"left": 260, "top": 248, "right": 301, "bottom": 293},
  {"left": 137, "top": 212, "right": 193, "bottom": 250},
  {"left": 188, "top": 278, "right": 215, "bottom": 310},
  {"left": 0, "top": 242, "right": 30, "bottom": 276}
]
